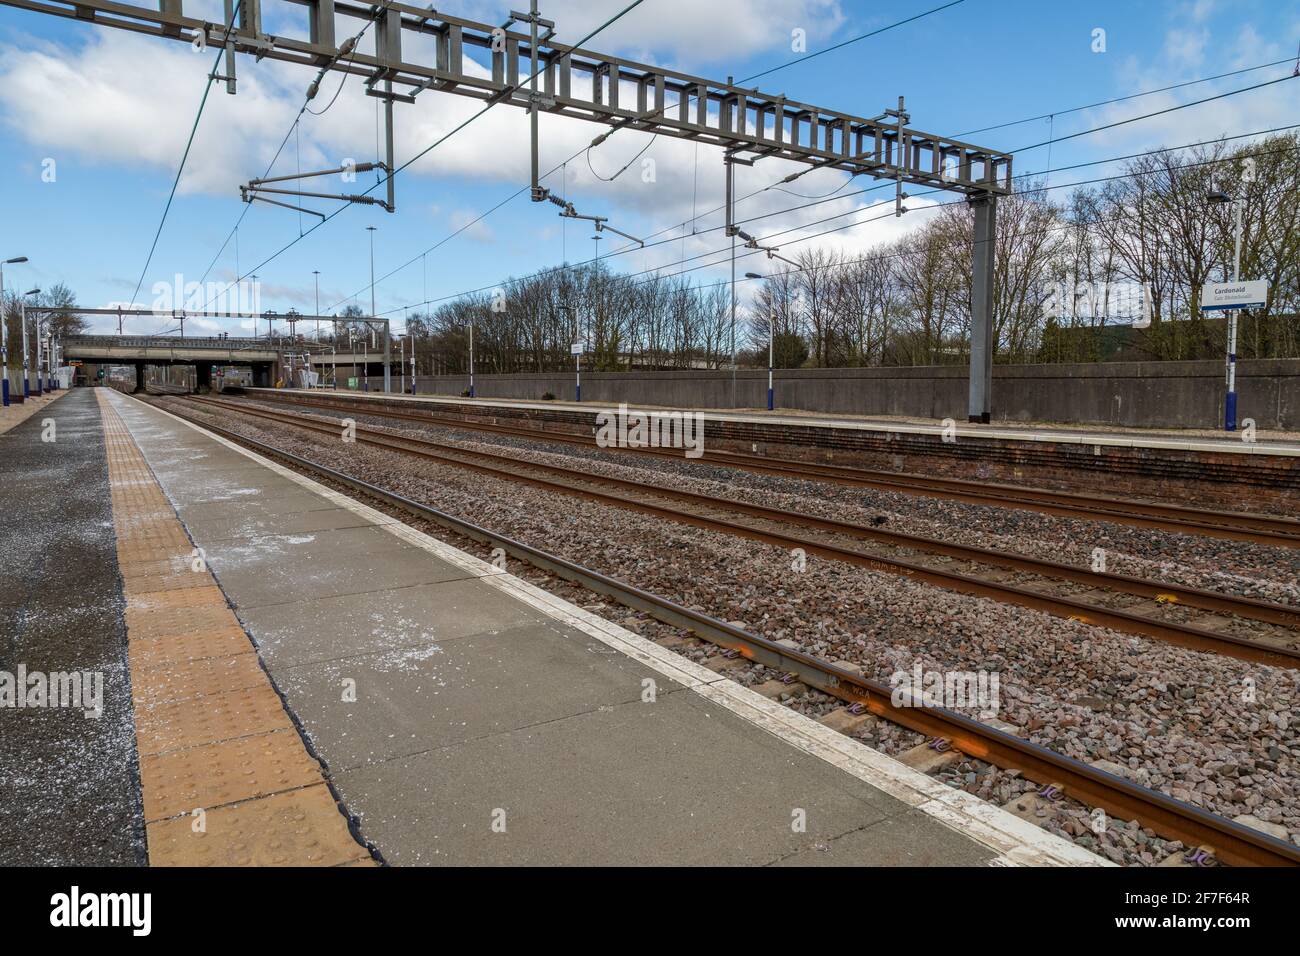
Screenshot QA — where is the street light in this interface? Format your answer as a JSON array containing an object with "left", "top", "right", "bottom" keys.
[
  {"left": 21, "top": 288, "right": 40, "bottom": 398},
  {"left": 1207, "top": 163, "right": 1250, "bottom": 431},
  {"left": 1, "top": 255, "right": 29, "bottom": 407},
  {"left": 366, "top": 226, "right": 377, "bottom": 320},
  {"left": 745, "top": 271, "right": 774, "bottom": 411}
]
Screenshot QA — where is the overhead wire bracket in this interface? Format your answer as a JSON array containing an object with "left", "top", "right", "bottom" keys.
[{"left": 241, "top": 162, "right": 394, "bottom": 214}]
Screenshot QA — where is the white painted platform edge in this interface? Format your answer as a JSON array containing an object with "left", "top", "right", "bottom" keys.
[{"left": 120, "top": 390, "right": 1109, "bottom": 868}]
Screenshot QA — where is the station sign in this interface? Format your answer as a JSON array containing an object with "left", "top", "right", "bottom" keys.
[
  {"left": 1201, "top": 280, "right": 1269, "bottom": 311},
  {"left": 570, "top": 343, "right": 585, "bottom": 355}
]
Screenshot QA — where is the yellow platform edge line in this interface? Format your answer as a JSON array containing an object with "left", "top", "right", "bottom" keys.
[{"left": 96, "top": 390, "right": 372, "bottom": 867}]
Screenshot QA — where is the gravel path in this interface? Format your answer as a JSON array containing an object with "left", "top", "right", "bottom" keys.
[{"left": 169, "top": 397, "right": 1300, "bottom": 864}]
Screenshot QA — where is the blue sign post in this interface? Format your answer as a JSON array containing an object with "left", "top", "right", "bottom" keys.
[{"left": 1201, "top": 280, "right": 1269, "bottom": 431}]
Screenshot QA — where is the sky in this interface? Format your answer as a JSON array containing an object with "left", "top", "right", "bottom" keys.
[{"left": 0, "top": 0, "right": 1297, "bottom": 336}]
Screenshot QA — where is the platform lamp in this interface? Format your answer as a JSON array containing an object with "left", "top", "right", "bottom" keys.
[
  {"left": 1, "top": 255, "right": 29, "bottom": 406},
  {"left": 21, "top": 288, "right": 40, "bottom": 398},
  {"left": 1207, "top": 167, "right": 1250, "bottom": 431},
  {"left": 745, "top": 272, "right": 773, "bottom": 411}
]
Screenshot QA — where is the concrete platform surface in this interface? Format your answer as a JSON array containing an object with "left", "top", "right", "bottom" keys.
[
  {"left": 105, "top": 389, "right": 1102, "bottom": 867},
  {"left": 0, "top": 388, "right": 146, "bottom": 865}
]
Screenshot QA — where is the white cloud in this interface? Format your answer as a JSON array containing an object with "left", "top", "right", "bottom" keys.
[
  {"left": 1071, "top": 18, "right": 1299, "bottom": 160},
  {"left": 447, "top": 0, "right": 845, "bottom": 69},
  {"left": 448, "top": 209, "right": 497, "bottom": 243}
]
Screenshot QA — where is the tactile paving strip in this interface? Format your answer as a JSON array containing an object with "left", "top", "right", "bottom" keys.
[{"left": 97, "top": 391, "right": 370, "bottom": 867}]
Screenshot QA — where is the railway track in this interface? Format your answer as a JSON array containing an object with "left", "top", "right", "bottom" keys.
[
  {"left": 178, "top": 394, "right": 1300, "bottom": 668},
  {"left": 146, "top": 394, "right": 1300, "bottom": 867},
  {"left": 141, "top": 383, "right": 192, "bottom": 396},
  {"left": 236, "top": 388, "right": 1300, "bottom": 549}
]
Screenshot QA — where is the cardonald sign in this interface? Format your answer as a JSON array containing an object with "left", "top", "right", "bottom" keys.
[{"left": 1201, "top": 280, "right": 1269, "bottom": 311}]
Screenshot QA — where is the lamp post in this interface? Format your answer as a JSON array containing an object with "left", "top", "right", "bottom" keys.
[
  {"left": 312, "top": 270, "right": 321, "bottom": 340},
  {"left": 1208, "top": 166, "right": 1251, "bottom": 431},
  {"left": 21, "top": 288, "right": 40, "bottom": 398},
  {"left": 1, "top": 255, "right": 28, "bottom": 406},
  {"left": 366, "top": 225, "right": 377, "bottom": 320},
  {"left": 745, "top": 272, "right": 773, "bottom": 411}
]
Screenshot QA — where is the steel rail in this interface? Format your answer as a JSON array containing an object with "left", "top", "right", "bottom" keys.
[
  {"left": 146, "top": 395, "right": 1300, "bottom": 867},
  {"left": 182, "top": 395, "right": 1300, "bottom": 667},
  {"left": 241, "top": 389, "right": 1300, "bottom": 548},
  {"left": 199, "top": 395, "right": 1300, "bottom": 629}
]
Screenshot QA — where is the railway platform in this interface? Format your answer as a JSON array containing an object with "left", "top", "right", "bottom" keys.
[
  {"left": 3, "top": 386, "right": 1104, "bottom": 866},
  {"left": 248, "top": 387, "right": 1299, "bottom": 513},
  {"left": 255, "top": 387, "right": 1300, "bottom": 458}
]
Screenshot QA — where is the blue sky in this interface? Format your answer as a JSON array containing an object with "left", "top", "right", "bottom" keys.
[{"left": 0, "top": 0, "right": 1297, "bottom": 335}]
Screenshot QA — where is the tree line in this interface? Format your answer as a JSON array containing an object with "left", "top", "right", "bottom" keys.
[{"left": 1, "top": 283, "right": 86, "bottom": 371}]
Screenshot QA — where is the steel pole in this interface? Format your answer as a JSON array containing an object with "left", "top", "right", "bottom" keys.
[
  {"left": 382, "top": 321, "right": 391, "bottom": 393},
  {"left": 528, "top": 0, "right": 540, "bottom": 200},
  {"left": 967, "top": 194, "right": 997, "bottom": 423},
  {"left": 768, "top": 300, "right": 774, "bottom": 411},
  {"left": 1, "top": 263, "right": 9, "bottom": 406},
  {"left": 1225, "top": 197, "right": 1243, "bottom": 432},
  {"left": 35, "top": 313, "right": 44, "bottom": 395},
  {"left": 469, "top": 319, "right": 475, "bottom": 398},
  {"left": 727, "top": 158, "right": 737, "bottom": 408},
  {"left": 20, "top": 300, "right": 30, "bottom": 398}
]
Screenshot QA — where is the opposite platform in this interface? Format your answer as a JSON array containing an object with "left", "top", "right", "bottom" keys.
[
  {"left": 104, "top": 389, "right": 1102, "bottom": 866},
  {"left": 256, "top": 387, "right": 1300, "bottom": 458}
]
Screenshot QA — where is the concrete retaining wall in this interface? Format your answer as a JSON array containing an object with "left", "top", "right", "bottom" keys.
[{"left": 411, "top": 359, "right": 1300, "bottom": 429}]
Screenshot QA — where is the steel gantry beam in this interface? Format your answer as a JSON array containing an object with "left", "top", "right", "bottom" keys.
[{"left": 2, "top": 0, "right": 1013, "bottom": 417}]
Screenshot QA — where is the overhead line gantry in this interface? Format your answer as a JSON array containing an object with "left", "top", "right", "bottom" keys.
[{"left": 3, "top": 0, "right": 1013, "bottom": 419}]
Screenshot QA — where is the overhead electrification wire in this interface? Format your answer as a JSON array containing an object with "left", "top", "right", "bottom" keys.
[
  {"left": 586, "top": 139, "right": 1300, "bottom": 302},
  {"left": 193, "top": 4, "right": 391, "bottom": 307},
  {"left": 200, "top": 0, "right": 650, "bottom": 317},
  {"left": 219, "top": 5, "right": 1292, "bottom": 328},
  {"left": 383, "top": 126, "right": 1300, "bottom": 316},
  {"left": 957, "top": 55, "right": 1300, "bottom": 137},
  {"left": 328, "top": 0, "right": 964, "bottom": 313},
  {"left": 130, "top": 7, "right": 239, "bottom": 333},
  {"left": 586, "top": 135, "right": 657, "bottom": 181},
  {"left": 740, "top": 0, "right": 966, "bottom": 82},
  {"left": 1009, "top": 73, "right": 1299, "bottom": 154}
]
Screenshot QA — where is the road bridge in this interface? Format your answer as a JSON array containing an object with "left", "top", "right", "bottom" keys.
[
  {"left": 63, "top": 335, "right": 285, "bottom": 392},
  {"left": 53, "top": 309, "right": 394, "bottom": 392}
]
